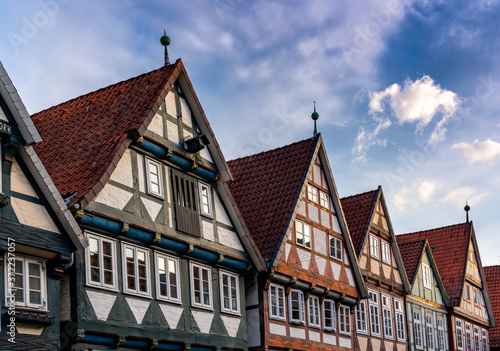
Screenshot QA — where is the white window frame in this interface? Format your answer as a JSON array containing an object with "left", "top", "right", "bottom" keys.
[
  {"left": 122, "top": 243, "right": 151, "bottom": 297},
  {"left": 85, "top": 232, "right": 117, "bottom": 291},
  {"left": 414, "top": 309, "right": 423, "bottom": 349},
  {"left": 355, "top": 300, "right": 368, "bottom": 334},
  {"left": 319, "top": 190, "right": 329, "bottom": 209},
  {"left": 368, "top": 290, "right": 381, "bottom": 337},
  {"left": 437, "top": 317, "right": 445, "bottom": 351},
  {"left": 394, "top": 299, "right": 406, "bottom": 341},
  {"left": 198, "top": 181, "right": 213, "bottom": 218},
  {"left": 322, "top": 299, "right": 336, "bottom": 331},
  {"left": 155, "top": 252, "right": 180, "bottom": 303},
  {"left": 474, "top": 326, "right": 480, "bottom": 351},
  {"left": 338, "top": 305, "right": 351, "bottom": 335},
  {"left": 4, "top": 254, "right": 47, "bottom": 310},
  {"left": 307, "top": 295, "right": 321, "bottom": 328},
  {"left": 269, "top": 283, "right": 285, "bottom": 321},
  {"left": 190, "top": 262, "right": 213, "bottom": 310},
  {"left": 474, "top": 288, "right": 479, "bottom": 306},
  {"left": 145, "top": 157, "right": 164, "bottom": 198},
  {"left": 289, "top": 289, "right": 305, "bottom": 324},
  {"left": 370, "top": 235, "right": 380, "bottom": 259},
  {"left": 466, "top": 323, "right": 472, "bottom": 351},
  {"left": 426, "top": 313, "right": 435, "bottom": 350},
  {"left": 482, "top": 329, "right": 488, "bottom": 351},
  {"left": 381, "top": 241, "right": 391, "bottom": 264},
  {"left": 465, "top": 284, "right": 471, "bottom": 302},
  {"left": 382, "top": 294, "right": 393, "bottom": 340},
  {"left": 329, "top": 235, "right": 342, "bottom": 261},
  {"left": 423, "top": 262, "right": 432, "bottom": 289},
  {"left": 295, "top": 220, "right": 311, "bottom": 249},
  {"left": 220, "top": 270, "right": 240, "bottom": 315},
  {"left": 456, "top": 319, "right": 464, "bottom": 350},
  {"left": 307, "top": 184, "right": 318, "bottom": 203}
]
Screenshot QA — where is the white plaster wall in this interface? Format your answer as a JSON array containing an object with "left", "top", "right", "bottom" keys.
[
  {"left": 125, "top": 297, "right": 151, "bottom": 324},
  {"left": 323, "top": 334, "right": 336, "bottom": 345},
  {"left": 339, "top": 337, "right": 352, "bottom": 348},
  {"left": 309, "top": 330, "right": 321, "bottom": 342},
  {"left": 313, "top": 227, "right": 326, "bottom": 256},
  {"left": 269, "top": 323, "right": 286, "bottom": 336},
  {"left": 221, "top": 315, "right": 241, "bottom": 337},
  {"left": 110, "top": 149, "right": 133, "bottom": 188},
  {"left": 214, "top": 195, "right": 232, "bottom": 226},
  {"left": 165, "top": 92, "right": 176, "bottom": 116},
  {"left": 285, "top": 242, "right": 292, "bottom": 261},
  {"left": 167, "top": 120, "right": 179, "bottom": 144},
  {"left": 297, "top": 247, "right": 311, "bottom": 270},
  {"left": 148, "top": 113, "right": 164, "bottom": 136},
  {"left": 12, "top": 197, "right": 60, "bottom": 233},
  {"left": 202, "top": 220, "right": 215, "bottom": 241},
  {"left": 289, "top": 327, "right": 305, "bottom": 339},
  {"left": 345, "top": 268, "right": 355, "bottom": 286},
  {"left": 179, "top": 97, "right": 192, "bottom": 128},
  {"left": 86, "top": 290, "right": 117, "bottom": 321},
  {"left": 218, "top": 227, "right": 244, "bottom": 251},
  {"left": 159, "top": 304, "right": 183, "bottom": 329},
  {"left": 308, "top": 203, "right": 319, "bottom": 223},
  {"left": 316, "top": 256, "right": 326, "bottom": 275},
  {"left": 137, "top": 155, "right": 145, "bottom": 193},
  {"left": 94, "top": 183, "right": 133, "bottom": 210},
  {"left": 141, "top": 197, "right": 163, "bottom": 221},
  {"left": 331, "top": 215, "right": 341, "bottom": 234},
  {"left": 313, "top": 165, "right": 321, "bottom": 185},
  {"left": 191, "top": 310, "right": 214, "bottom": 333},
  {"left": 331, "top": 261, "right": 341, "bottom": 280},
  {"left": 321, "top": 209, "right": 330, "bottom": 228},
  {"left": 11, "top": 159, "right": 38, "bottom": 197}
]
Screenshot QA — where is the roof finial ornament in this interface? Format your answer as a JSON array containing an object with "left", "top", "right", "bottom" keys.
[
  {"left": 160, "top": 30, "right": 171, "bottom": 66},
  {"left": 311, "top": 101, "right": 319, "bottom": 138},
  {"left": 464, "top": 201, "right": 471, "bottom": 223}
]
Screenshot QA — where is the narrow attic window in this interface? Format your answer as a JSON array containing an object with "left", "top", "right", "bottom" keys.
[
  {"left": 198, "top": 182, "right": 213, "bottom": 218},
  {"left": 329, "top": 235, "right": 342, "bottom": 261},
  {"left": 381, "top": 241, "right": 391, "bottom": 264},
  {"left": 171, "top": 168, "right": 200, "bottom": 236},
  {"left": 307, "top": 184, "right": 318, "bottom": 203},
  {"left": 145, "top": 157, "right": 163, "bottom": 198},
  {"left": 369, "top": 235, "right": 380, "bottom": 259},
  {"left": 319, "top": 190, "right": 329, "bottom": 209},
  {"left": 296, "top": 220, "right": 311, "bottom": 249},
  {"left": 422, "top": 262, "right": 431, "bottom": 289}
]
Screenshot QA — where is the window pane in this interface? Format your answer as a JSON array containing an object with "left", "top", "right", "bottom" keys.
[
  {"left": 102, "top": 241, "right": 112, "bottom": 256},
  {"left": 29, "top": 276, "right": 41, "bottom": 291},
  {"left": 28, "top": 262, "right": 40, "bottom": 277},
  {"left": 29, "top": 291, "right": 41, "bottom": 305}
]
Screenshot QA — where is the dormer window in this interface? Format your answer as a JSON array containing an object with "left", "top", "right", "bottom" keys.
[{"left": 145, "top": 158, "right": 163, "bottom": 198}]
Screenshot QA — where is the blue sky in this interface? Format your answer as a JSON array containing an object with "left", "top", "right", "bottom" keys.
[{"left": 1, "top": 0, "right": 499, "bottom": 265}]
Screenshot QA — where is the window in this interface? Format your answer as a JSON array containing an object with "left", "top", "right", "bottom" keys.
[
  {"left": 308, "top": 295, "right": 321, "bottom": 328},
  {"left": 269, "top": 284, "right": 285, "bottom": 320},
  {"left": 190, "top": 262, "right": 212, "bottom": 309},
  {"left": 426, "top": 314, "right": 435, "bottom": 350},
  {"left": 319, "top": 191, "right": 329, "bottom": 209},
  {"left": 338, "top": 305, "right": 351, "bottom": 335},
  {"left": 394, "top": 299, "right": 405, "bottom": 342},
  {"left": 423, "top": 262, "right": 431, "bottom": 289},
  {"left": 482, "top": 330, "right": 488, "bottom": 351},
  {"left": 414, "top": 309, "right": 423, "bottom": 349},
  {"left": 86, "top": 232, "right": 117, "bottom": 290},
  {"left": 355, "top": 300, "right": 368, "bottom": 334},
  {"left": 382, "top": 294, "right": 393, "bottom": 339},
  {"left": 329, "top": 235, "right": 342, "bottom": 261},
  {"left": 381, "top": 241, "right": 391, "bottom": 264},
  {"left": 370, "top": 235, "right": 379, "bottom": 259},
  {"left": 437, "top": 317, "right": 445, "bottom": 351},
  {"left": 5, "top": 255, "right": 46, "bottom": 309},
  {"left": 323, "top": 299, "right": 336, "bottom": 331},
  {"left": 465, "top": 284, "right": 471, "bottom": 302},
  {"left": 296, "top": 220, "right": 311, "bottom": 249},
  {"left": 466, "top": 323, "right": 472, "bottom": 351},
  {"left": 122, "top": 243, "right": 151, "bottom": 296},
  {"left": 289, "top": 289, "right": 305, "bottom": 324},
  {"left": 220, "top": 270, "right": 240, "bottom": 314},
  {"left": 368, "top": 290, "right": 381, "bottom": 336},
  {"left": 171, "top": 168, "right": 200, "bottom": 236},
  {"left": 474, "top": 289, "right": 479, "bottom": 306},
  {"left": 198, "top": 182, "right": 213, "bottom": 217},
  {"left": 155, "top": 253, "right": 180, "bottom": 302},
  {"left": 145, "top": 158, "right": 163, "bottom": 198},
  {"left": 456, "top": 319, "right": 464, "bottom": 350},
  {"left": 307, "top": 184, "right": 318, "bottom": 203},
  {"left": 474, "top": 326, "right": 480, "bottom": 351}
]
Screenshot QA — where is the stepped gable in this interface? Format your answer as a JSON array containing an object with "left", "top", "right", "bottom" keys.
[
  {"left": 397, "top": 222, "right": 471, "bottom": 304},
  {"left": 340, "top": 189, "right": 378, "bottom": 255},
  {"left": 484, "top": 265, "right": 500, "bottom": 347},
  {"left": 396, "top": 237, "right": 426, "bottom": 284},
  {"left": 227, "top": 137, "right": 317, "bottom": 261},
  {"left": 32, "top": 60, "right": 180, "bottom": 206}
]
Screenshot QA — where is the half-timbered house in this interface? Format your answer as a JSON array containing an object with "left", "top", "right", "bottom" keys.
[
  {"left": 341, "top": 187, "right": 411, "bottom": 351},
  {"left": 0, "top": 61, "right": 85, "bottom": 349},
  {"left": 397, "top": 222, "right": 495, "bottom": 351},
  {"left": 31, "top": 58, "right": 263, "bottom": 350},
  {"left": 396, "top": 237, "right": 450, "bottom": 351},
  {"left": 228, "top": 134, "right": 367, "bottom": 351},
  {"left": 483, "top": 266, "right": 500, "bottom": 350}
]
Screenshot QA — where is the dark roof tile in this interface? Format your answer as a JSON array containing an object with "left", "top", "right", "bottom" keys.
[
  {"left": 396, "top": 237, "right": 426, "bottom": 284},
  {"left": 484, "top": 265, "right": 500, "bottom": 347}
]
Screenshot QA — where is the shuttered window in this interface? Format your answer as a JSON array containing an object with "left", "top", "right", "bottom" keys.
[{"left": 171, "top": 168, "right": 200, "bottom": 236}]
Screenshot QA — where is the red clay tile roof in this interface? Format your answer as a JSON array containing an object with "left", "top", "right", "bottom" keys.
[
  {"left": 484, "top": 265, "right": 500, "bottom": 347},
  {"left": 227, "top": 137, "right": 317, "bottom": 261},
  {"left": 32, "top": 60, "right": 180, "bottom": 205},
  {"left": 340, "top": 189, "right": 378, "bottom": 255},
  {"left": 396, "top": 237, "right": 426, "bottom": 284},
  {"left": 397, "top": 222, "right": 471, "bottom": 304}
]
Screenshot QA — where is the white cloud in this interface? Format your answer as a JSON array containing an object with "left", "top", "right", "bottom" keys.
[
  {"left": 419, "top": 181, "right": 438, "bottom": 203},
  {"left": 352, "top": 118, "right": 391, "bottom": 161},
  {"left": 452, "top": 139, "right": 500, "bottom": 164},
  {"left": 369, "top": 75, "right": 461, "bottom": 145},
  {"left": 441, "top": 187, "right": 487, "bottom": 210},
  {"left": 392, "top": 179, "right": 439, "bottom": 211}
]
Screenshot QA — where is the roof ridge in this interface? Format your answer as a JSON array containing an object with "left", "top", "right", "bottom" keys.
[
  {"left": 340, "top": 188, "right": 378, "bottom": 200},
  {"left": 398, "top": 221, "right": 470, "bottom": 236},
  {"left": 32, "top": 61, "right": 179, "bottom": 116},
  {"left": 228, "top": 135, "right": 317, "bottom": 164}
]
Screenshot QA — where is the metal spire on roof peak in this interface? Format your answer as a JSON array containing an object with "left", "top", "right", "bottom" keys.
[
  {"left": 464, "top": 201, "right": 471, "bottom": 223},
  {"left": 311, "top": 101, "right": 319, "bottom": 138},
  {"left": 160, "top": 30, "right": 171, "bottom": 66}
]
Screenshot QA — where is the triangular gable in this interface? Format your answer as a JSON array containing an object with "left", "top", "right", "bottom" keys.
[{"left": 422, "top": 241, "right": 450, "bottom": 306}]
